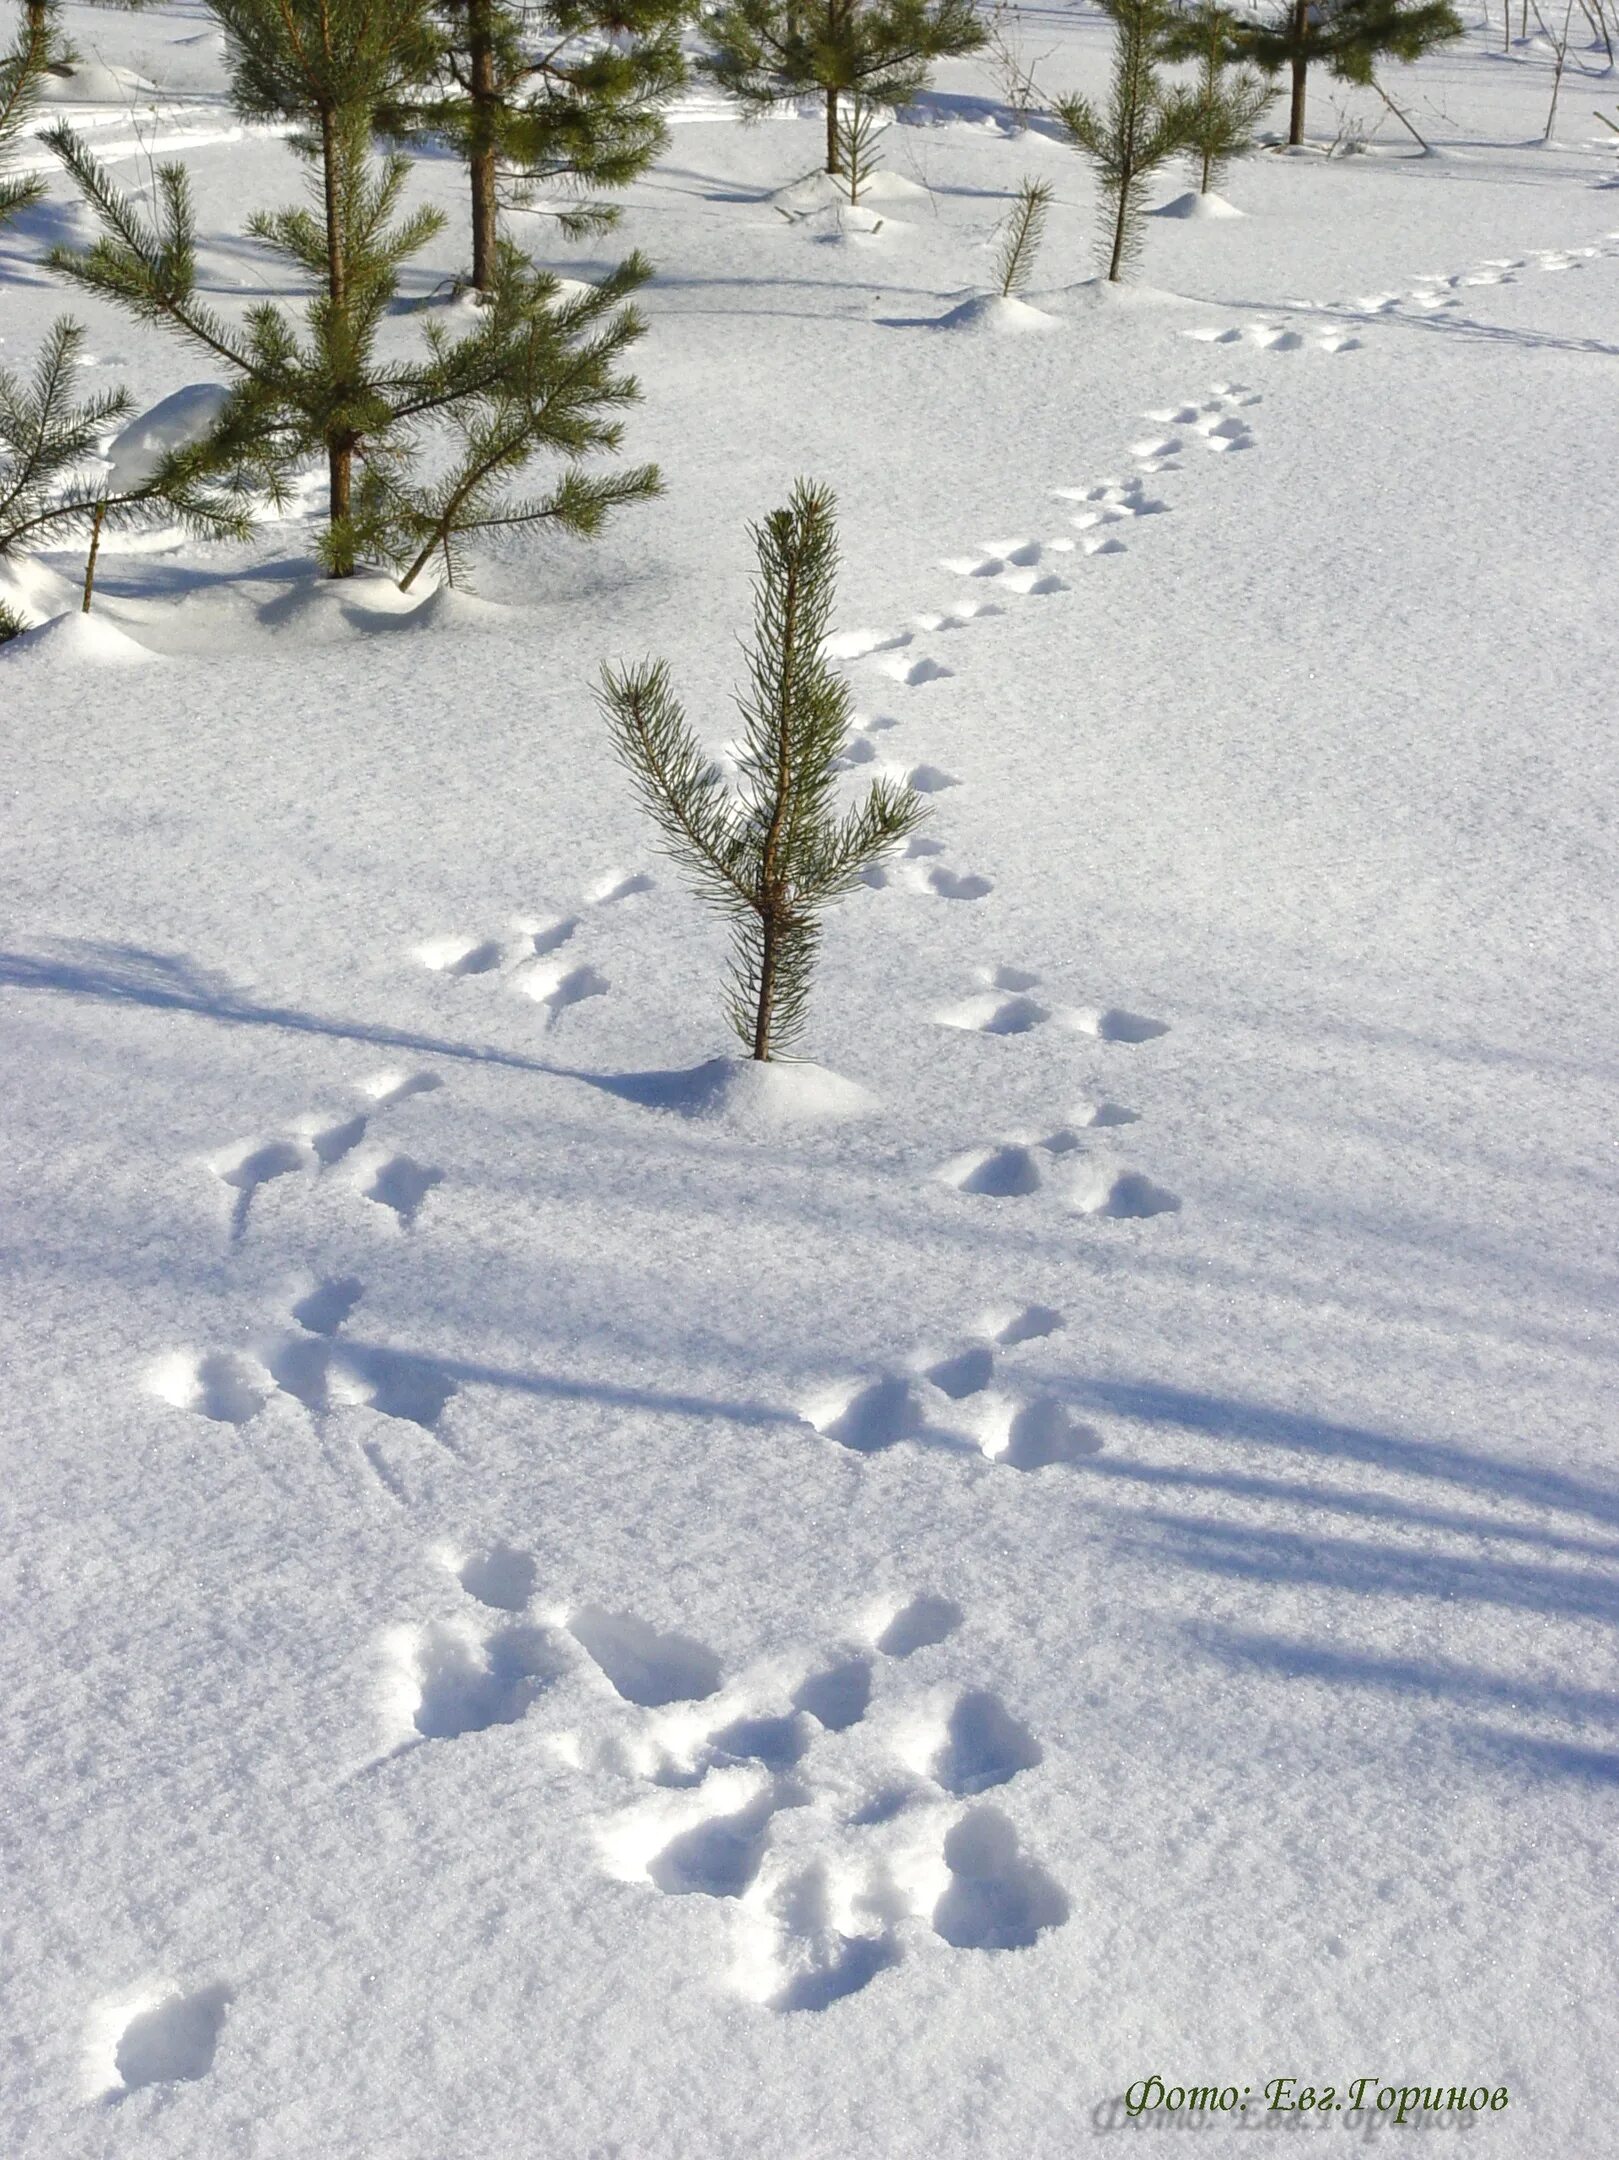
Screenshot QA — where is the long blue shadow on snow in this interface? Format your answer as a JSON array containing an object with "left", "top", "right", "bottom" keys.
[
  {"left": 1191, "top": 1631, "right": 1619, "bottom": 1792},
  {"left": 0, "top": 941, "right": 737, "bottom": 1115},
  {"left": 0, "top": 940, "right": 561, "bottom": 1074},
  {"left": 1194, "top": 1630, "right": 1619, "bottom": 1731},
  {"left": 1119, "top": 1511, "right": 1619, "bottom": 1627},
  {"left": 1055, "top": 1376, "right": 1619, "bottom": 1536},
  {"left": 342, "top": 1338, "right": 795, "bottom": 1434}
]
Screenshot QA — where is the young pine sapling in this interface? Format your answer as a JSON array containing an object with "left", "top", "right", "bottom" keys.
[
  {"left": 1056, "top": 0, "right": 1195, "bottom": 282},
  {"left": 704, "top": 0, "right": 985, "bottom": 179},
  {"left": 598, "top": 481, "right": 926, "bottom": 1062},
  {"left": 1158, "top": 4, "right": 1277, "bottom": 195},
  {"left": 404, "top": 0, "right": 690, "bottom": 293}
]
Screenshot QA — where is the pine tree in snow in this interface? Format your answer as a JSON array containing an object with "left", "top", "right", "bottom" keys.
[
  {"left": 1238, "top": 0, "right": 1461, "bottom": 149},
  {"left": 1056, "top": 0, "right": 1195, "bottom": 282},
  {"left": 402, "top": 0, "right": 690, "bottom": 293},
  {"left": 598, "top": 482, "right": 926, "bottom": 1062},
  {"left": 704, "top": 0, "right": 985, "bottom": 179},
  {"left": 1158, "top": 4, "right": 1276, "bottom": 195},
  {"left": 47, "top": 0, "right": 659, "bottom": 584}
]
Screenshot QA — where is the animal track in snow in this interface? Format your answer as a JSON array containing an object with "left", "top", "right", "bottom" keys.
[
  {"left": 416, "top": 934, "right": 504, "bottom": 977},
  {"left": 457, "top": 1541, "right": 539, "bottom": 1611},
  {"left": 149, "top": 1349, "right": 271, "bottom": 1426},
  {"left": 930, "top": 1806, "right": 1070, "bottom": 1950},
  {"left": 1073, "top": 1004, "right": 1169, "bottom": 1043},
  {"left": 934, "top": 964, "right": 1162, "bottom": 1043},
  {"left": 825, "top": 626, "right": 913, "bottom": 661},
  {"left": 912, "top": 599, "right": 1003, "bottom": 633},
  {"left": 879, "top": 652, "right": 954, "bottom": 687},
  {"left": 87, "top": 1985, "right": 232, "bottom": 2098},
  {"left": 578, "top": 1596, "right": 1063, "bottom": 2012},
  {"left": 387, "top": 1614, "right": 566, "bottom": 1742},
  {"left": 511, "top": 958, "right": 611, "bottom": 1023},
  {"left": 861, "top": 834, "right": 992, "bottom": 903},
  {"left": 206, "top": 1070, "right": 442, "bottom": 1241},
  {"left": 1185, "top": 317, "right": 1353, "bottom": 359},
  {"left": 938, "top": 1135, "right": 1068, "bottom": 1199},
  {"left": 1070, "top": 1166, "right": 1182, "bottom": 1220},
  {"left": 939, "top": 1132, "right": 1180, "bottom": 1223},
  {"left": 800, "top": 1307, "right": 1100, "bottom": 1473},
  {"left": 942, "top": 538, "right": 1073, "bottom": 593},
  {"left": 361, "top": 1153, "right": 442, "bottom": 1230},
  {"left": 150, "top": 1277, "right": 459, "bottom": 1433},
  {"left": 832, "top": 711, "right": 901, "bottom": 770},
  {"left": 569, "top": 1607, "right": 725, "bottom": 1708}
]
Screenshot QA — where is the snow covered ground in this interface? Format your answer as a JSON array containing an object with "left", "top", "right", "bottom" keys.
[{"left": 3, "top": 6, "right": 1618, "bottom": 2154}]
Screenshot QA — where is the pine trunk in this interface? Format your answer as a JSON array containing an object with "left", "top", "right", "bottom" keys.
[
  {"left": 1288, "top": 3, "right": 1309, "bottom": 147},
  {"left": 81, "top": 500, "right": 105, "bottom": 614},
  {"left": 469, "top": 0, "right": 499, "bottom": 292},
  {"left": 1107, "top": 183, "right": 1129, "bottom": 281},
  {"left": 752, "top": 916, "right": 777, "bottom": 1061},
  {"left": 321, "top": 106, "right": 356, "bottom": 578},
  {"left": 825, "top": 87, "right": 841, "bottom": 175}
]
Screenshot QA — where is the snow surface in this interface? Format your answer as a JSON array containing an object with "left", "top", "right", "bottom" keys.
[{"left": 3, "top": 6, "right": 1618, "bottom": 2157}]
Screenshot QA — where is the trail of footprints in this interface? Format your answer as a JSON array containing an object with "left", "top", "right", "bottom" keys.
[
  {"left": 154, "top": 1067, "right": 457, "bottom": 1508},
  {"left": 385, "top": 1557, "right": 1067, "bottom": 2012},
  {"left": 414, "top": 867, "right": 654, "bottom": 1020},
  {"left": 1181, "top": 230, "right": 1619, "bottom": 350},
  {"left": 822, "top": 381, "right": 1268, "bottom": 704},
  {"left": 114, "top": 219, "right": 1619, "bottom": 2087},
  {"left": 818, "top": 374, "right": 1274, "bottom": 925}
]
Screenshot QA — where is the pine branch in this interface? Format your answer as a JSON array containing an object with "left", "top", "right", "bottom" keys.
[{"left": 994, "top": 175, "right": 1053, "bottom": 296}]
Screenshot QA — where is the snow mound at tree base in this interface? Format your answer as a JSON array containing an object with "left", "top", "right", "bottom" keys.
[
  {"left": 1152, "top": 190, "right": 1244, "bottom": 220},
  {"left": 597, "top": 1056, "right": 879, "bottom": 1126},
  {"left": 39, "top": 59, "right": 158, "bottom": 104},
  {"left": 1048, "top": 278, "right": 1197, "bottom": 315},
  {"left": 932, "top": 293, "right": 1060, "bottom": 334},
  {"left": 106, "top": 383, "right": 232, "bottom": 490},
  {"left": 2, "top": 611, "right": 159, "bottom": 666},
  {"left": 773, "top": 168, "right": 930, "bottom": 216}
]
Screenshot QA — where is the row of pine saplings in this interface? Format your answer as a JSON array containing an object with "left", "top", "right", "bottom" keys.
[{"left": 0, "top": 0, "right": 1462, "bottom": 629}]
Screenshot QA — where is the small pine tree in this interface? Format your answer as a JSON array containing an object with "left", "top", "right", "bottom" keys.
[
  {"left": 404, "top": 0, "right": 690, "bottom": 293},
  {"left": 1239, "top": 0, "right": 1461, "bottom": 148},
  {"left": 1326, "top": 0, "right": 1464, "bottom": 130},
  {"left": 1159, "top": 4, "right": 1276, "bottom": 195},
  {"left": 47, "top": 112, "right": 659, "bottom": 581},
  {"left": 704, "top": 0, "right": 985, "bottom": 179},
  {"left": 0, "top": 320, "right": 254, "bottom": 617},
  {"left": 598, "top": 482, "right": 926, "bottom": 1062},
  {"left": 993, "top": 175, "right": 1053, "bottom": 296},
  {"left": 1056, "top": 0, "right": 1195, "bottom": 282}
]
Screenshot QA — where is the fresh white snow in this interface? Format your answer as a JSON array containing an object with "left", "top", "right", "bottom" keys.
[{"left": 2, "top": 5, "right": 1617, "bottom": 2156}]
